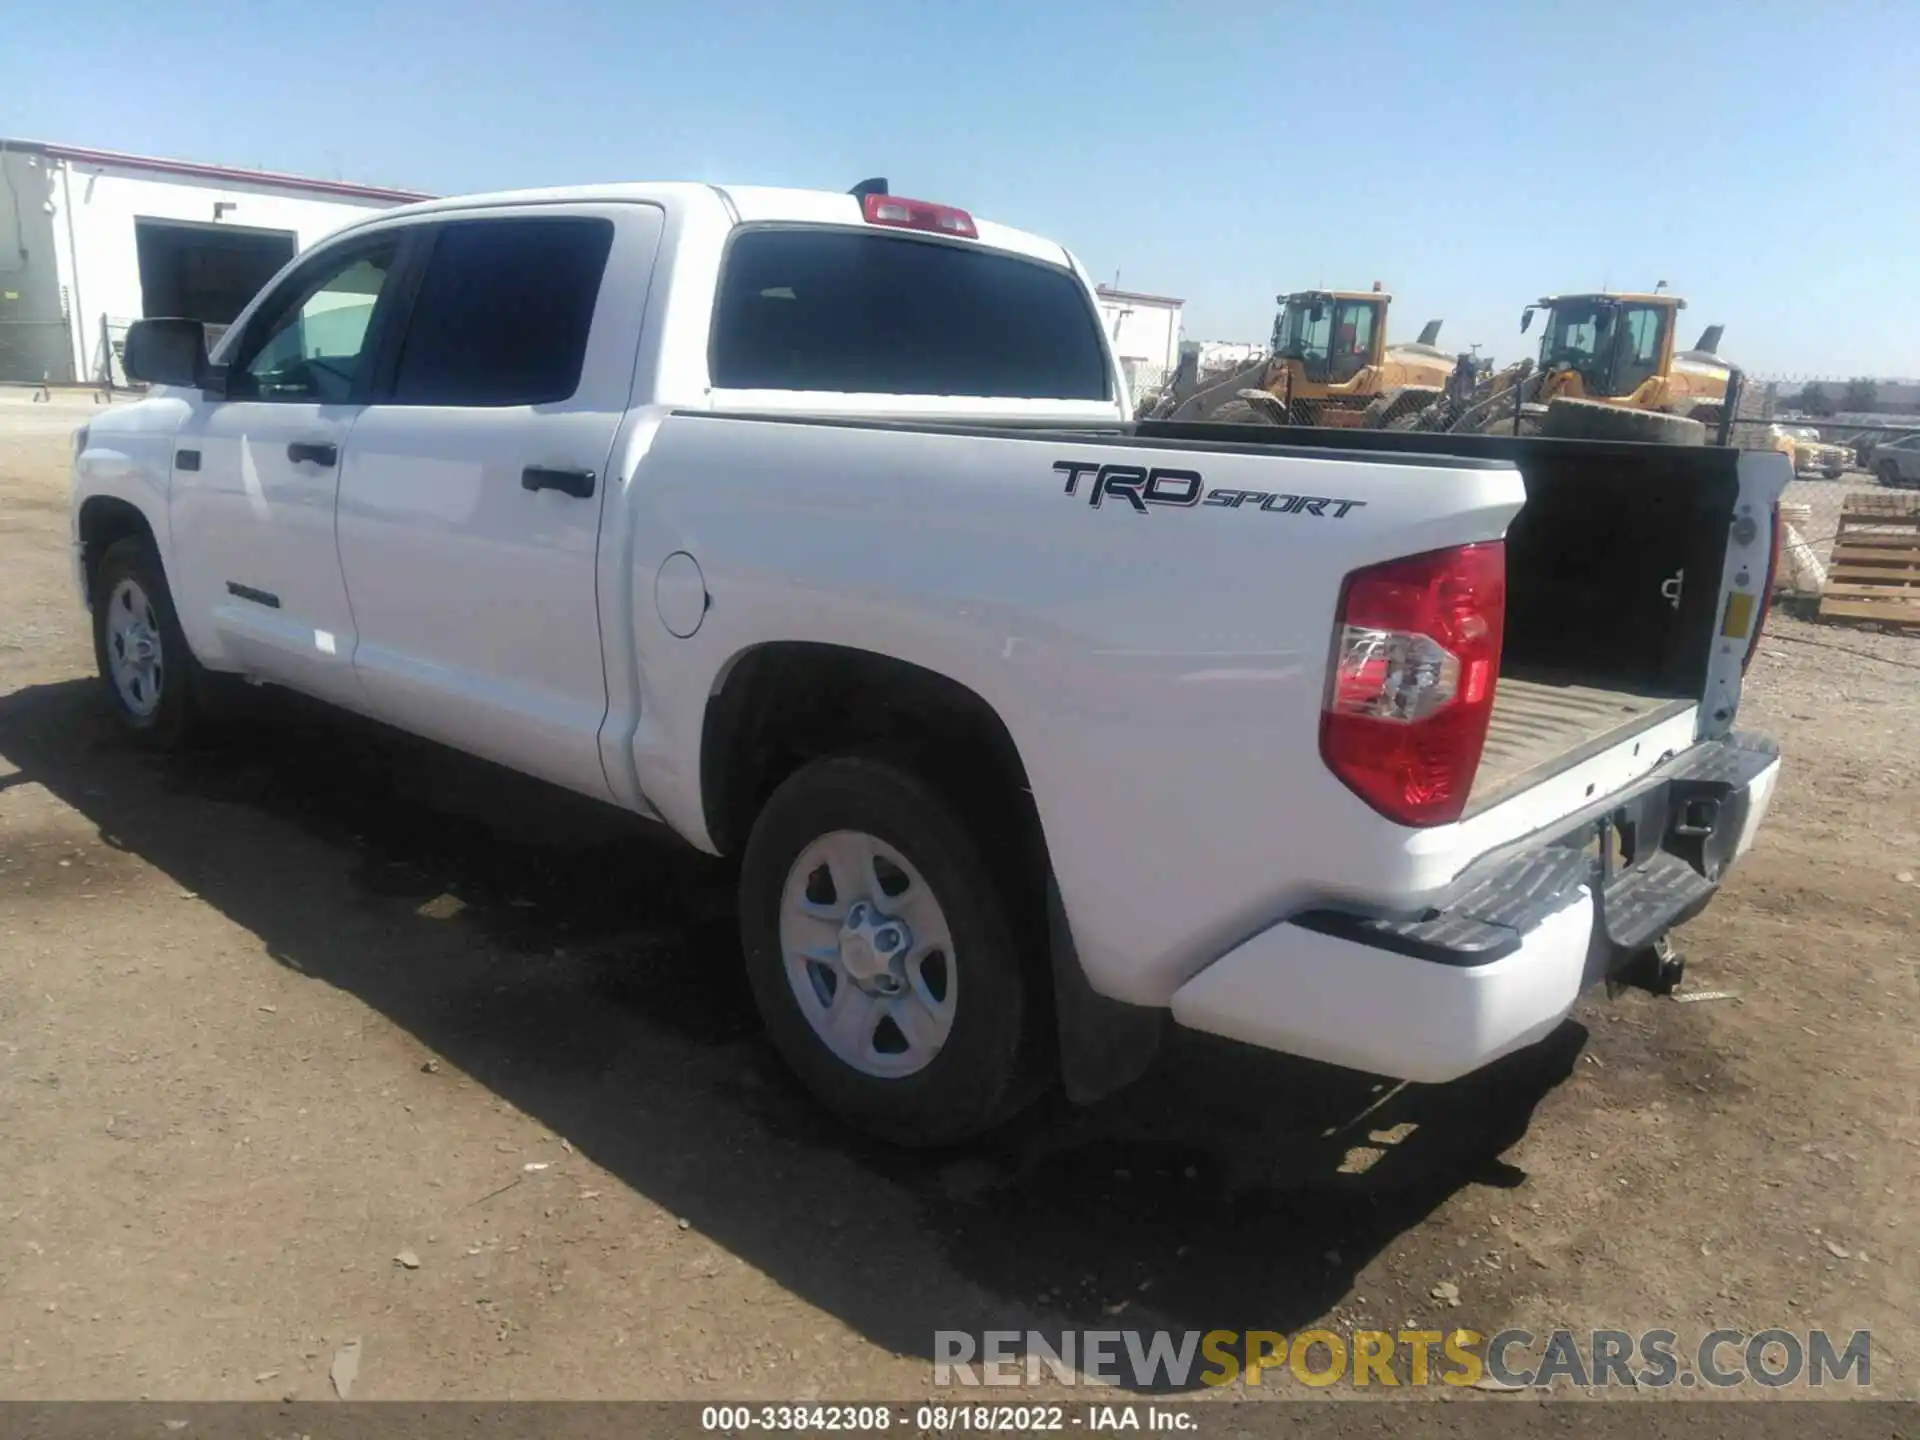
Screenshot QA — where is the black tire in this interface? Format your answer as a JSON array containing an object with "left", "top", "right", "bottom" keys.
[
  {"left": 1361, "top": 385, "right": 1444, "bottom": 429},
  {"left": 1205, "top": 398, "right": 1263, "bottom": 426},
  {"left": 1822, "top": 466, "right": 1845, "bottom": 480},
  {"left": 737, "top": 755, "right": 1045, "bottom": 1146},
  {"left": 1541, "top": 397, "right": 1708, "bottom": 446},
  {"left": 1879, "top": 462, "right": 1905, "bottom": 489},
  {"left": 1387, "top": 403, "right": 1442, "bottom": 431},
  {"left": 89, "top": 536, "right": 205, "bottom": 749}
]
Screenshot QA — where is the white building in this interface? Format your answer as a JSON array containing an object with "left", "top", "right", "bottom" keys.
[
  {"left": 1094, "top": 285, "right": 1183, "bottom": 400},
  {"left": 0, "top": 138, "right": 429, "bottom": 385}
]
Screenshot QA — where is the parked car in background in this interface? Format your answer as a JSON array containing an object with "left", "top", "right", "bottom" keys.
[
  {"left": 1855, "top": 428, "right": 1920, "bottom": 474},
  {"left": 1768, "top": 424, "right": 1850, "bottom": 479},
  {"left": 1872, "top": 432, "right": 1920, "bottom": 488}
]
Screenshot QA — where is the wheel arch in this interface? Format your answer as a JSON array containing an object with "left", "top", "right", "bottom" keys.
[
  {"left": 76, "top": 495, "right": 162, "bottom": 609},
  {"left": 698, "top": 640, "right": 1039, "bottom": 864}
]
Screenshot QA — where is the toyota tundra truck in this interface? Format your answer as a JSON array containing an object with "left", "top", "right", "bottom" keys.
[{"left": 73, "top": 179, "right": 1788, "bottom": 1144}]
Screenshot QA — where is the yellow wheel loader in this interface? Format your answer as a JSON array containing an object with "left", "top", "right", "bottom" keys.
[
  {"left": 1401, "top": 292, "right": 1731, "bottom": 444},
  {"left": 1147, "top": 286, "right": 1451, "bottom": 428}
]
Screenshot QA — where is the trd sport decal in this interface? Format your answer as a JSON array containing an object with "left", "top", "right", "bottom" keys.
[{"left": 1052, "top": 460, "right": 1366, "bottom": 518}]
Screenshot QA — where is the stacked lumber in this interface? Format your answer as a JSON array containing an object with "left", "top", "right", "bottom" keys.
[{"left": 1817, "top": 492, "right": 1920, "bottom": 629}]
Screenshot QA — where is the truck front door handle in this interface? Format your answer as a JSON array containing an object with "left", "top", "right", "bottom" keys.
[
  {"left": 522, "top": 466, "right": 596, "bottom": 499},
  {"left": 287, "top": 441, "right": 338, "bottom": 467}
]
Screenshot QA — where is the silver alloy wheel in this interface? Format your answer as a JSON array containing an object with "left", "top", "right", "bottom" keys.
[
  {"left": 778, "top": 828, "right": 957, "bottom": 1079},
  {"left": 105, "top": 577, "right": 164, "bottom": 719}
]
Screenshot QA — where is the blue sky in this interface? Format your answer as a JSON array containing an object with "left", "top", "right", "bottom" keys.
[{"left": 6, "top": 0, "right": 1915, "bottom": 375}]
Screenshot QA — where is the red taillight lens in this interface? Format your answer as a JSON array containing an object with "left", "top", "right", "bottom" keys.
[
  {"left": 861, "top": 192, "right": 978, "bottom": 239},
  {"left": 1320, "top": 542, "right": 1506, "bottom": 828}
]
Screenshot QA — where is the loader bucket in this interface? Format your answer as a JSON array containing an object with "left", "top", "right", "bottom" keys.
[{"left": 1165, "top": 358, "right": 1273, "bottom": 422}]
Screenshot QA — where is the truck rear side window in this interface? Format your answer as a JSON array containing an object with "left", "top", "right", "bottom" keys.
[
  {"left": 389, "top": 217, "right": 614, "bottom": 407},
  {"left": 710, "top": 229, "right": 1111, "bottom": 399}
]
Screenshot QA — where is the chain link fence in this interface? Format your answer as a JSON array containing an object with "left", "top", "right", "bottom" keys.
[
  {"left": 1136, "top": 355, "right": 1915, "bottom": 624},
  {"left": 97, "top": 316, "right": 132, "bottom": 389},
  {"left": 1135, "top": 351, "right": 1515, "bottom": 431},
  {"left": 1727, "top": 374, "right": 1918, "bottom": 606},
  {"left": 1119, "top": 359, "right": 1171, "bottom": 410}
]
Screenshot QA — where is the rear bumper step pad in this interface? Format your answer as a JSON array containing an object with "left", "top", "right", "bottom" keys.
[
  {"left": 1296, "top": 731, "right": 1780, "bottom": 972},
  {"left": 1168, "top": 733, "right": 1781, "bottom": 1083}
]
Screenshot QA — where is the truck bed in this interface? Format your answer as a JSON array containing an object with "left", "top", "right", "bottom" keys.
[{"left": 1470, "top": 678, "right": 1692, "bottom": 812}]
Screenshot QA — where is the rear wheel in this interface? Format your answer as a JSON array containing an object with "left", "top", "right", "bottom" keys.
[
  {"left": 738, "top": 756, "right": 1044, "bottom": 1146},
  {"left": 1880, "top": 461, "right": 1906, "bottom": 489},
  {"left": 1541, "top": 398, "right": 1708, "bottom": 446},
  {"left": 89, "top": 536, "right": 205, "bottom": 750}
]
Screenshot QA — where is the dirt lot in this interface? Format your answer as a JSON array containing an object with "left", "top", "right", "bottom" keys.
[{"left": 2, "top": 393, "right": 1916, "bottom": 1401}]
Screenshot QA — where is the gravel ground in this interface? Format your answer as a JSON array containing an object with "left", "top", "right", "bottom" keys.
[{"left": 1, "top": 393, "right": 1916, "bottom": 1401}]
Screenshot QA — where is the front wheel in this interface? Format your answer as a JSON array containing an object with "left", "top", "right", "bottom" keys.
[
  {"left": 89, "top": 536, "right": 203, "bottom": 749},
  {"left": 738, "top": 756, "right": 1044, "bottom": 1145},
  {"left": 1880, "top": 462, "right": 1906, "bottom": 489}
]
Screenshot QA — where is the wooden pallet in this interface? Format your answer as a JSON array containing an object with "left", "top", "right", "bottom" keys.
[{"left": 1818, "top": 493, "right": 1920, "bottom": 628}]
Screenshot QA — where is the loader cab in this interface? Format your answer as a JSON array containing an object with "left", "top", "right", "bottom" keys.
[
  {"left": 1272, "top": 290, "right": 1386, "bottom": 386},
  {"left": 1522, "top": 293, "right": 1682, "bottom": 400}
]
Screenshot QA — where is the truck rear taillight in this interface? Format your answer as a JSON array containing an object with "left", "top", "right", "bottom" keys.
[
  {"left": 861, "top": 193, "right": 978, "bottom": 239},
  {"left": 1320, "top": 542, "right": 1506, "bottom": 828}
]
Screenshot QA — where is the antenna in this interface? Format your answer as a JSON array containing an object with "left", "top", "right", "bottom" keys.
[{"left": 848, "top": 177, "right": 888, "bottom": 200}]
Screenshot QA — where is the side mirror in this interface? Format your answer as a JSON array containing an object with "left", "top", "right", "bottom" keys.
[
  {"left": 1308, "top": 303, "right": 1325, "bottom": 323},
  {"left": 123, "top": 318, "right": 212, "bottom": 389},
  {"left": 1519, "top": 309, "right": 1535, "bottom": 334}
]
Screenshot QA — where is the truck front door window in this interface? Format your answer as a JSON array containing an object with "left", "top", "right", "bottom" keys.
[{"left": 230, "top": 245, "right": 398, "bottom": 403}]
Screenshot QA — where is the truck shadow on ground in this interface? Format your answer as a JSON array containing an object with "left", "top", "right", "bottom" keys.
[{"left": 0, "top": 680, "right": 1585, "bottom": 1393}]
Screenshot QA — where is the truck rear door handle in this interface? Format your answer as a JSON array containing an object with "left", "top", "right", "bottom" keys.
[
  {"left": 522, "top": 466, "right": 596, "bottom": 499},
  {"left": 287, "top": 441, "right": 338, "bottom": 467}
]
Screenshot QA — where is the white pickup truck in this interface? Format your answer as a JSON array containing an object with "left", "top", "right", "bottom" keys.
[{"left": 75, "top": 180, "right": 1788, "bottom": 1144}]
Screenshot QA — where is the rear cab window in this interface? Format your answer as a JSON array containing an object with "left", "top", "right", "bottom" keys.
[{"left": 709, "top": 228, "right": 1112, "bottom": 401}]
